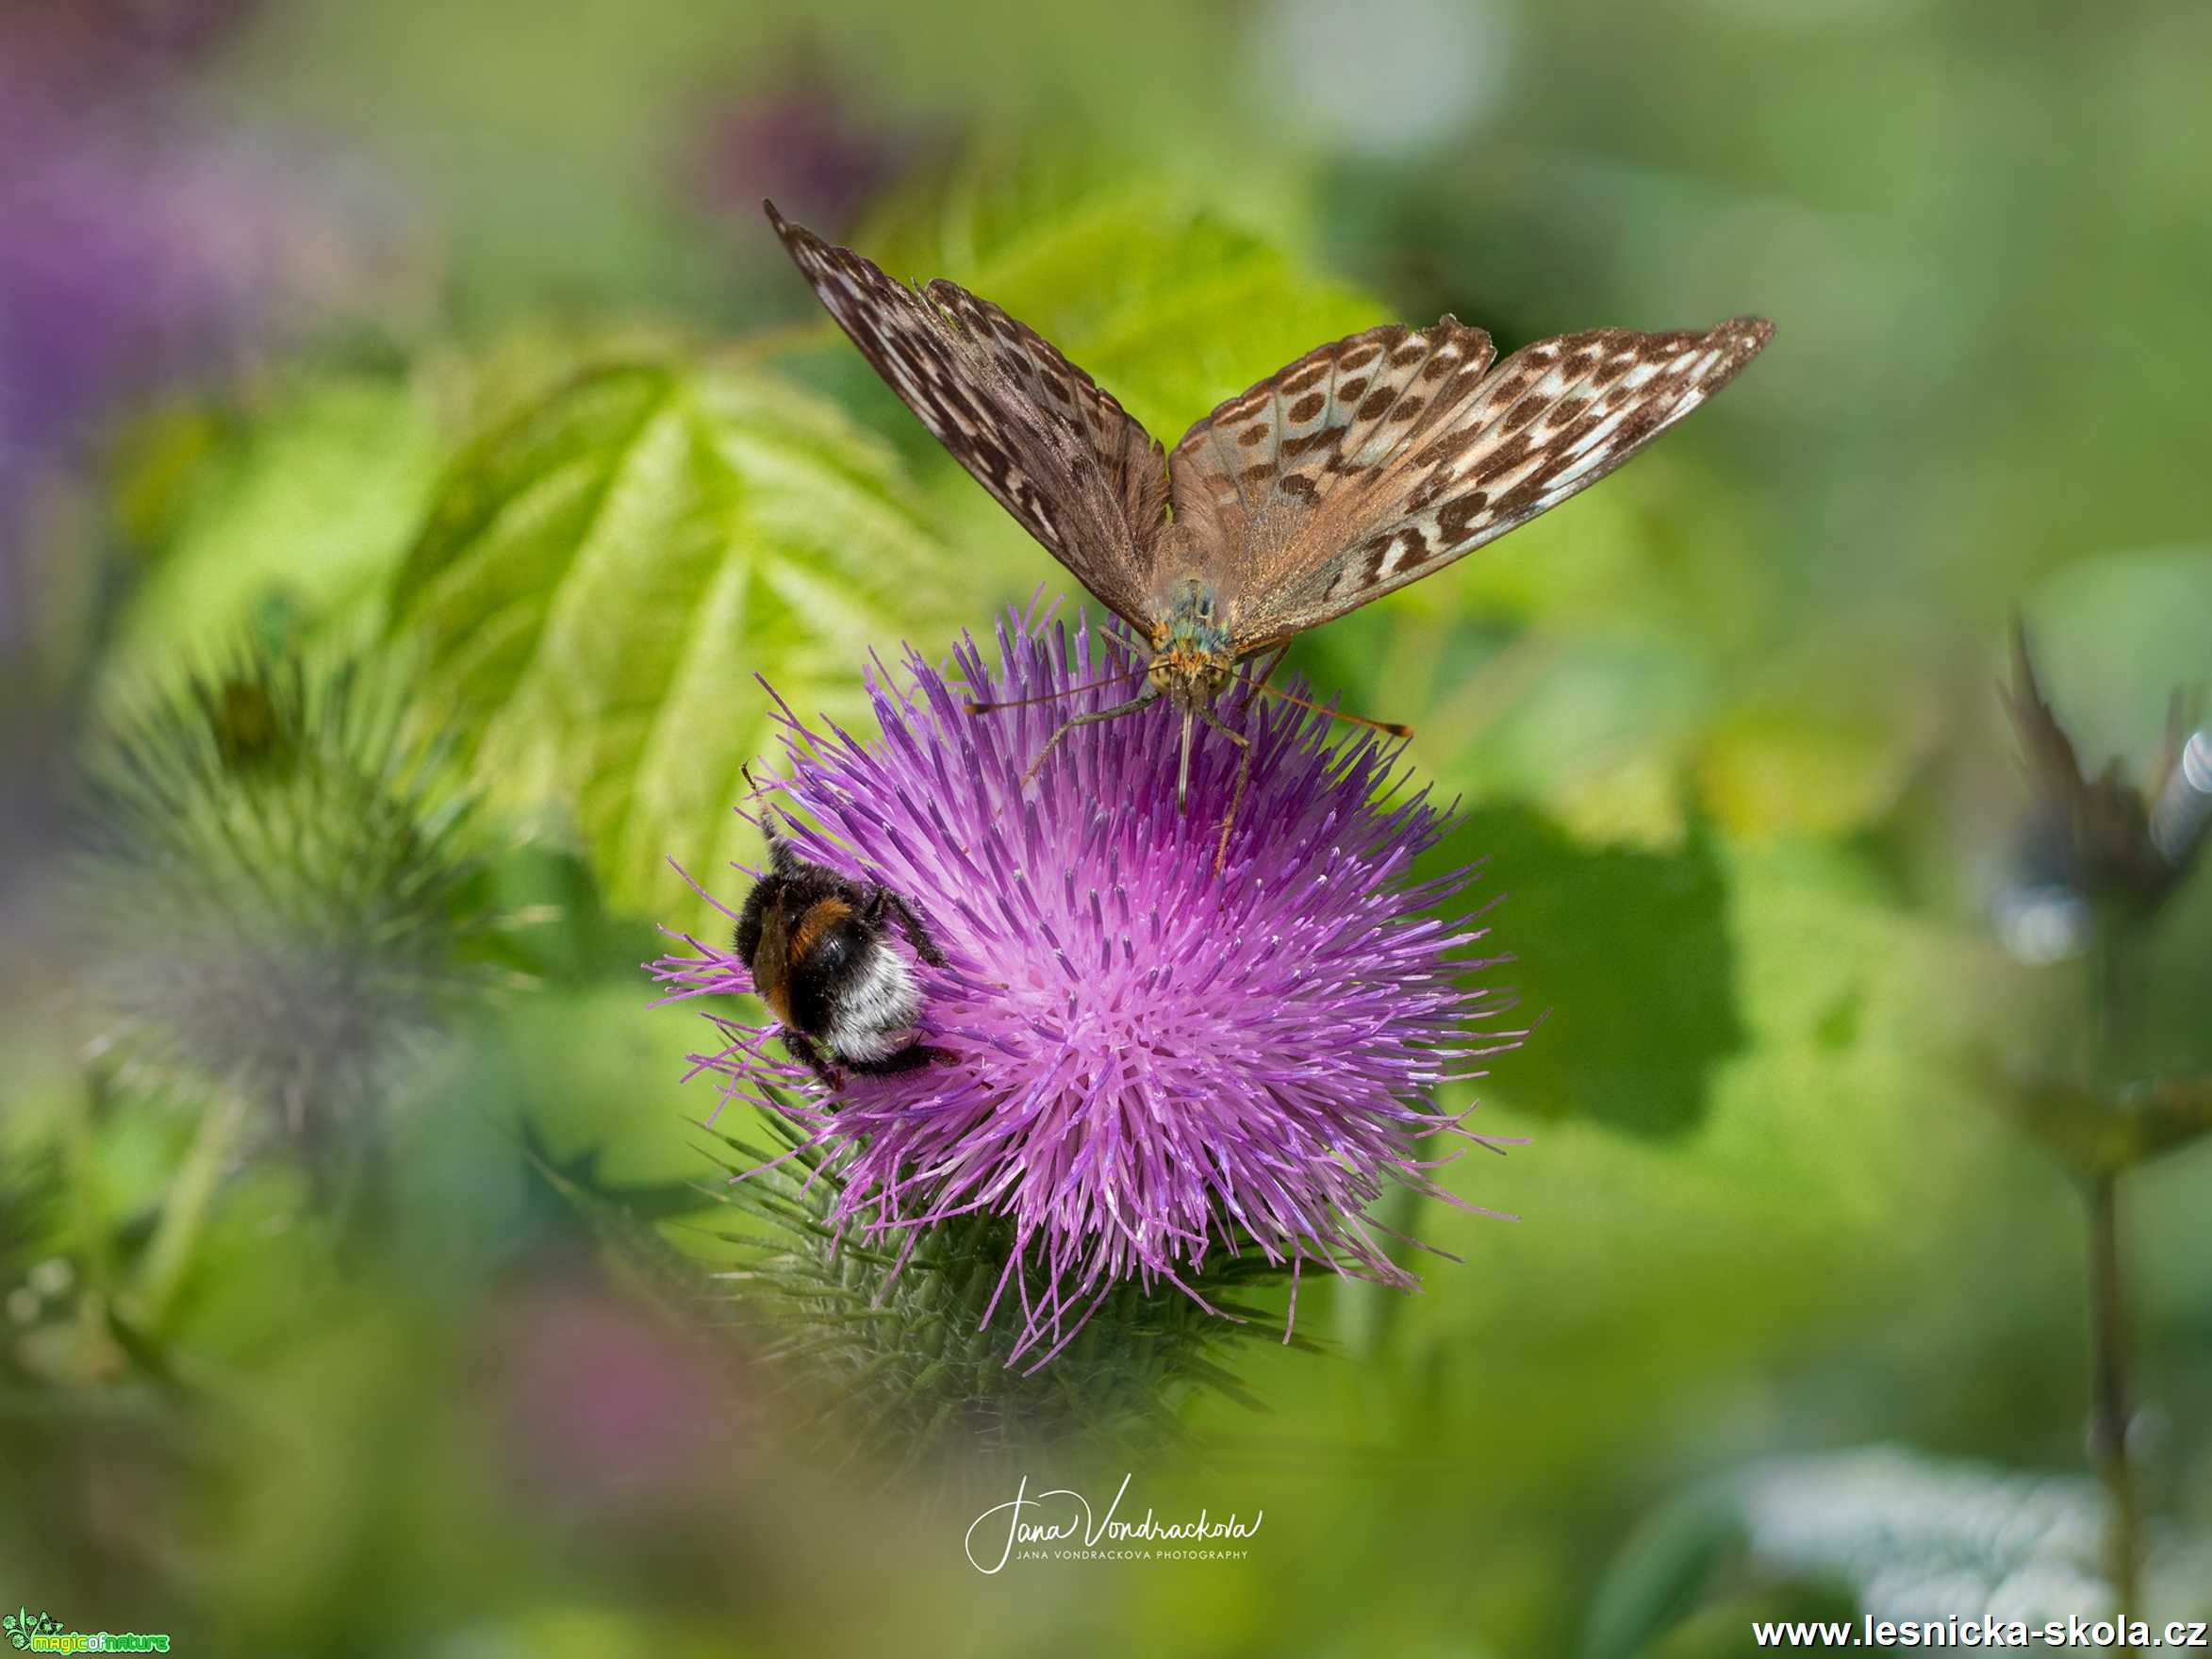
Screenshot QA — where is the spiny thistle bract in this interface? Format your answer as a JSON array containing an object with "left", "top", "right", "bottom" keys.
[
  {"left": 651, "top": 606, "right": 1518, "bottom": 1372},
  {"left": 691, "top": 1098, "right": 1312, "bottom": 1474},
  {"left": 73, "top": 649, "right": 502, "bottom": 1160}
]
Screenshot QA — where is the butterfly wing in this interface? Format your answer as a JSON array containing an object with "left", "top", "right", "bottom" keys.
[
  {"left": 767, "top": 203, "right": 1170, "bottom": 634},
  {"left": 1166, "top": 315, "right": 1773, "bottom": 653}
]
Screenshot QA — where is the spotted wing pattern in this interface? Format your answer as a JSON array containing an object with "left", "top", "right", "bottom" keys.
[
  {"left": 1166, "top": 315, "right": 1774, "bottom": 650},
  {"left": 767, "top": 203, "right": 1169, "bottom": 632}
]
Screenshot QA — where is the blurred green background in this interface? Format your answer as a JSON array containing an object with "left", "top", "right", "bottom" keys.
[{"left": 4, "top": 1, "right": 2211, "bottom": 1654}]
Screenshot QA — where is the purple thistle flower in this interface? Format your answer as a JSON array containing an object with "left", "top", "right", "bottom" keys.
[{"left": 650, "top": 606, "right": 1518, "bottom": 1369}]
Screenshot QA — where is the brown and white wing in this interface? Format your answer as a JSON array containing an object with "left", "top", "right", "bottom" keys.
[
  {"left": 768, "top": 202, "right": 1169, "bottom": 632},
  {"left": 1167, "top": 315, "right": 1774, "bottom": 651}
]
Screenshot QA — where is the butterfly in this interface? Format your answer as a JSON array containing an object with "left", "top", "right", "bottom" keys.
[{"left": 767, "top": 202, "right": 1772, "bottom": 866}]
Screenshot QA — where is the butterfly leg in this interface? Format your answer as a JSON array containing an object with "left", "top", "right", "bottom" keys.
[
  {"left": 1240, "top": 644, "right": 1292, "bottom": 707},
  {"left": 1197, "top": 705, "right": 1255, "bottom": 875},
  {"left": 1020, "top": 686, "right": 1159, "bottom": 791}
]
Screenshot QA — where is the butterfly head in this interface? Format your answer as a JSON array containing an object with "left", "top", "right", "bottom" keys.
[
  {"left": 1147, "top": 580, "right": 1237, "bottom": 709},
  {"left": 1141, "top": 582, "right": 1241, "bottom": 811},
  {"left": 1144, "top": 642, "right": 1236, "bottom": 713}
]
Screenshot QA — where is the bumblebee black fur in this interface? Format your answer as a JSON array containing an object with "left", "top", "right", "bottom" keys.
[{"left": 734, "top": 820, "right": 949, "bottom": 1087}]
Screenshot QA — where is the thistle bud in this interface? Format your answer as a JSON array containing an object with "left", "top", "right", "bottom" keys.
[
  {"left": 69, "top": 650, "right": 502, "bottom": 1169},
  {"left": 1994, "top": 622, "right": 2206, "bottom": 962}
]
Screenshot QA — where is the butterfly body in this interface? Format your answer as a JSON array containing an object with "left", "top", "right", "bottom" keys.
[
  {"left": 766, "top": 202, "right": 1771, "bottom": 863},
  {"left": 1140, "top": 589, "right": 1245, "bottom": 811}
]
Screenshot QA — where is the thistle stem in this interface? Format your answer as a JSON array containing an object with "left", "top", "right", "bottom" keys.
[
  {"left": 2085, "top": 1170, "right": 2143, "bottom": 1643},
  {"left": 135, "top": 1084, "right": 254, "bottom": 1328},
  {"left": 2085, "top": 917, "right": 2143, "bottom": 1644},
  {"left": 63, "top": 1070, "right": 115, "bottom": 1339}
]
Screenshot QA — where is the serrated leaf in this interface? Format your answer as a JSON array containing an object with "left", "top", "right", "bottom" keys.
[
  {"left": 1731, "top": 1447, "right": 2211, "bottom": 1627},
  {"left": 388, "top": 358, "right": 967, "bottom": 928},
  {"left": 857, "top": 145, "right": 1388, "bottom": 441},
  {"left": 1593, "top": 1448, "right": 2212, "bottom": 1653},
  {"left": 104, "top": 373, "right": 442, "bottom": 691}
]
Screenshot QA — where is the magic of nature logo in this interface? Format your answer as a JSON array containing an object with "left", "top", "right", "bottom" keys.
[{"left": 4, "top": 1607, "right": 169, "bottom": 1653}]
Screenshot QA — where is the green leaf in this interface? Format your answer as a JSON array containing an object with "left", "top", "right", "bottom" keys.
[
  {"left": 388, "top": 358, "right": 966, "bottom": 928},
  {"left": 1593, "top": 1447, "right": 2212, "bottom": 1652},
  {"left": 1332, "top": 1182, "right": 1424, "bottom": 1359},
  {"left": 1424, "top": 805, "right": 1744, "bottom": 1136},
  {"left": 1695, "top": 700, "right": 1937, "bottom": 841},
  {"left": 855, "top": 141, "right": 1389, "bottom": 440},
  {"left": 1726, "top": 1447, "right": 2208, "bottom": 1626},
  {"left": 1993, "top": 1069, "right": 2212, "bottom": 1175},
  {"left": 2020, "top": 546, "right": 2212, "bottom": 766},
  {"left": 1639, "top": 1588, "right": 1863, "bottom": 1659},
  {"left": 1580, "top": 1488, "right": 1754, "bottom": 1659},
  {"left": 103, "top": 373, "right": 442, "bottom": 691}
]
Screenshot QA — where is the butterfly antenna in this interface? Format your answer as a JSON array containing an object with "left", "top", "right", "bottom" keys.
[
  {"left": 1248, "top": 681, "right": 1413, "bottom": 740},
  {"left": 966, "top": 669, "right": 1143, "bottom": 717}
]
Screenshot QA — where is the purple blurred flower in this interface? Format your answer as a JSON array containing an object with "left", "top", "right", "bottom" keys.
[
  {"left": 483, "top": 1259, "right": 755, "bottom": 1520},
  {"left": 651, "top": 607, "right": 1517, "bottom": 1368},
  {"left": 0, "top": 1, "right": 427, "bottom": 655},
  {"left": 683, "top": 75, "right": 936, "bottom": 237}
]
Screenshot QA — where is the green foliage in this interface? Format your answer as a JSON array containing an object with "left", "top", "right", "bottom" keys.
[
  {"left": 388, "top": 359, "right": 965, "bottom": 929},
  {"left": 856, "top": 142, "right": 1389, "bottom": 444},
  {"left": 2019, "top": 549, "right": 2212, "bottom": 763},
  {"left": 693, "top": 1099, "right": 1305, "bottom": 1481},
  {"left": 1580, "top": 1489, "right": 1755, "bottom": 1659},
  {"left": 1637, "top": 1589, "right": 1863, "bottom": 1659},
  {"left": 1591, "top": 1446, "right": 2212, "bottom": 1651},
  {"left": 13, "top": 6, "right": 2212, "bottom": 1651},
  {"left": 105, "top": 373, "right": 443, "bottom": 685},
  {"left": 1995, "top": 1072, "right": 2212, "bottom": 1178},
  {"left": 1425, "top": 805, "right": 1743, "bottom": 1136}
]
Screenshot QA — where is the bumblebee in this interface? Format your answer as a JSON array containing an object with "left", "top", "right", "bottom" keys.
[{"left": 735, "top": 820, "right": 949, "bottom": 1086}]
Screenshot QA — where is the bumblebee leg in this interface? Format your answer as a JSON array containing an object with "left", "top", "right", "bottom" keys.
[
  {"left": 852, "top": 883, "right": 942, "bottom": 964},
  {"left": 1197, "top": 705, "right": 1254, "bottom": 876},
  {"left": 874, "top": 888, "right": 948, "bottom": 966},
  {"left": 846, "top": 1041, "right": 954, "bottom": 1076},
  {"left": 780, "top": 1029, "right": 841, "bottom": 1088}
]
